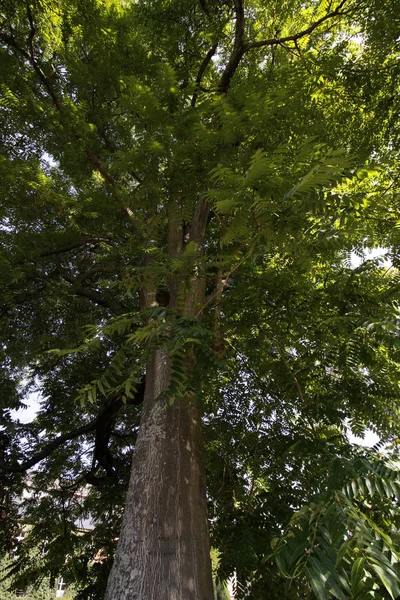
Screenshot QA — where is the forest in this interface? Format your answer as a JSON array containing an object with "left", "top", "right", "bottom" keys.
[{"left": 0, "top": 0, "right": 400, "bottom": 598}]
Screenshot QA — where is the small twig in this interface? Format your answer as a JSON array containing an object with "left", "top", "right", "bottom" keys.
[
  {"left": 196, "top": 247, "right": 251, "bottom": 318},
  {"left": 276, "top": 342, "right": 305, "bottom": 404},
  {"left": 272, "top": 336, "right": 317, "bottom": 434}
]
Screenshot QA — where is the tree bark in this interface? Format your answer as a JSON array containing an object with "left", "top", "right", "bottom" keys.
[
  {"left": 105, "top": 197, "right": 213, "bottom": 599},
  {"left": 104, "top": 346, "right": 213, "bottom": 600}
]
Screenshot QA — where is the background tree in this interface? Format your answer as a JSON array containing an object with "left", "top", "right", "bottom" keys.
[{"left": 0, "top": 0, "right": 399, "bottom": 598}]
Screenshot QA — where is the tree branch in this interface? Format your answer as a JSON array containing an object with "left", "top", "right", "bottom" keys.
[
  {"left": 217, "top": 0, "right": 350, "bottom": 93},
  {"left": 218, "top": 0, "right": 245, "bottom": 93},
  {"left": 56, "top": 265, "right": 125, "bottom": 314},
  {"left": 198, "top": 0, "right": 210, "bottom": 16},
  {"left": 0, "top": 17, "right": 62, "bottom": 110},
  {"left": 40, "top": 238, "right": 113, "bottom": 258},
  {"left": 191, "top": 42, "right": 219, "bottom": 107},
  {"left": 83, "top": 144, "right": 116, "bottom": 187},
  {"left": 0, "top": 12, "right": 141, "bottom": 194},
  {"left": 196, "top": 247, "right": 250, "bottom": 318},
  {"left": 0, "top": 422, "right": 97, "bottom": 473},
  {"left": 189, "top": 195, "right": 211, "bottom": 246},
  {"left": 76, "top": 266, "right": 117, "bottom": 284},
  {"left": 0, "top": 379, "right": 146, "bottom": 475},
  {"left": 246, "top": 0, "right": 349, "bottom": 50}
]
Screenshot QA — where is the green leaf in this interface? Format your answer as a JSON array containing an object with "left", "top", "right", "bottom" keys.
[
  {"left": 351, "top": 557, "right": 365, "bottom": 595},
  {"left": 369, "top": 563, "right": 400, "bottom": 599}
]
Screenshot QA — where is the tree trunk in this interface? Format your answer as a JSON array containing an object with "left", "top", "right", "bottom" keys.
[
  {"left": 105, "top": 198, "right": 212, "bottom": 599},
  {"left": 104, "top": 347, "right": 214, "bottom": 600}
]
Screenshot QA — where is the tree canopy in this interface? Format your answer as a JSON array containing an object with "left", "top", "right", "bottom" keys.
[{"left": 0, "top": 0, "right": 400, "bottom": 598}]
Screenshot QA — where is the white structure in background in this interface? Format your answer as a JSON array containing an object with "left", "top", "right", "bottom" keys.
[
  {"left": 56, "top": 578, "right": 66, "bottom": 598},
  {"left": 11, "top": 479, "right": 94, "bottom": 599}
]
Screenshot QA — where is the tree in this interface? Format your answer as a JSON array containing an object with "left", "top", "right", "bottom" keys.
[
  {"left": 0, "top": 555, "right": 72, "bottom": 600},
  {"left": 0, "top": 0, "right": 399, "bottom": 599}
]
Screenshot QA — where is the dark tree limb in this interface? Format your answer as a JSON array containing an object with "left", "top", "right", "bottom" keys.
[
  {"left": 189, "top": 196, "right": 211, "bottom": 245},
  {"left": 83, "top": 145, "right": 116, "bottom": 187},
  {"left": 92, "top": 379, "right": 145, "bottom": 476},
  {"left": 56, "top": 265, "right": 126, "bottom": 314},
  {"left": 0, "top": 24, "right": 61, "bottom": 110},
  {"left": 198, "top": 0, "right": 210, "bottom": 16},
  {"left": 40, "top": 238, "right": 113, "bottom": 258},
  {"left": 191, "top": 42, "right": 219, "bottom": 107},
  {"left": 0, "top": 379, "right": 146, "bottom": 475},
  {"left": 76, "top": 266, "right": 117, "bottom": 284},
  {"left": 246, "top": 0, "right": 349, "bottom": 50},
  {"left": 0, "top": 422, "right": 97, "bottom": 473},
  {"left": 218, "top": 0, "right": 245, "bottom": 93},
  {"left": 85, "top": 470, "right": 119, "bottom": 487},
  {"left": 218, "top": 0, "right": 350, "bottom": 93}
]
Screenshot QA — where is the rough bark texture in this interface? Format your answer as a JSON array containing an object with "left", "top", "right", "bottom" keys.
[
  {"left": 104, "top": 347, "right": 213, "bottom": 599},
  {"left": 105, "top": 198, "right": 213, "bottom": 599}
]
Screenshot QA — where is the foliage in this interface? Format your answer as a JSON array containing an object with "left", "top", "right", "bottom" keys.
[
  {"left": 272, "top": 454, "right": 400, "bottom": 600},
  {"left": 0, "top": 555, "right": 72, "bottom": 600},
  {"left": 0, "top": 0, "right": 399, "bottom": 598}
]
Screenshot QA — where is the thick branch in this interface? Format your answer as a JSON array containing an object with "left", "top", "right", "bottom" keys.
[
  {"left": 84, "top": 145, "right": 116, "bottom": 187},
  {"left": 92, "top": 379, "right": 145, "bottom": 476},
  {"left": 0, "top": 379, "right": 145, "bottom": 475},
  {"left": 218, "top": 0, "right": 245, "bottom": 93},
  {"left": 218, "top": 0, "right": 350, "bottom": 93},
  {"left": 246, "top": 0, "right": 349, "bottom": 50},
  {"left": 0, "top": 28, "right": 61, "bottom": 109},
  {"left": 191, "top": 42, "right": 219, "bottom": 107},
  {"left": 189, "top": 196, "right": 211, "bottom": 246},
  {"left": 40, "top": 238, "right": 112, "bottom": 257},
  {"left": 56, "top": 265, "right": 125, "bottom": 314},
  {"left": 0, "top": 421, "right": 97, "bottom": 473},
  {"left": 77, "top": 266, "right": 117, "bottom": 284}
]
